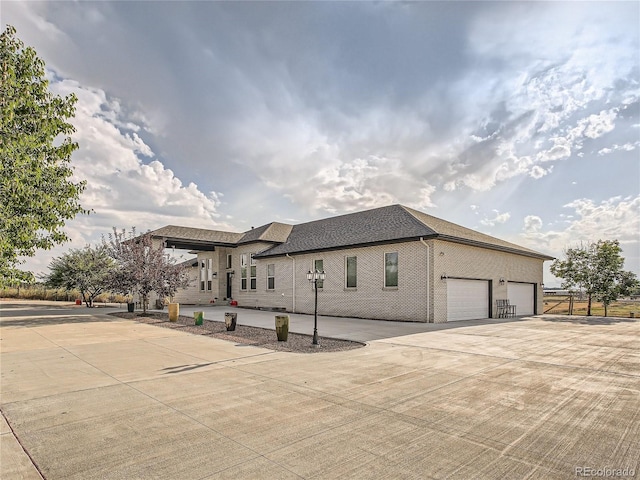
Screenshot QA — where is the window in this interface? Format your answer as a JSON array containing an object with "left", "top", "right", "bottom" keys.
[
  {"left": 384, "top": 252, "right": 398, "bottom": 287},
  {"left": 267, "top": 264, "right": 275, "bottom": 290},
  {"left": 226, "top": 254, "right": 232, "bottom": 269},
  {"left": 200, "top": 260, "right": 206, "bottom": 291},
  {"left": 250, "top": 253, "right": 256, "bottom": 265},
  {"left": 240, "top": 254, "right": 247, "bottom": 290},
  {"left": 346, "top": 256, "right": 357, "bottom": 288},
  {"left": 207, "top": 258, "right": 213, "bottom": 291},
  {"left": 250, "top": 265, "right": 257, "bottom": 290},
  {"left": 313, "top": 259, "right": 324, "bottom": 288}
]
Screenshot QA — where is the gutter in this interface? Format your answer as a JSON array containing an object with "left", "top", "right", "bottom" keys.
[
  {"left": 286, "top": 254, "right": 295, "bottom": 312},
  {"left": 419, "top": 237, "right": 431, "bottom": 323}
]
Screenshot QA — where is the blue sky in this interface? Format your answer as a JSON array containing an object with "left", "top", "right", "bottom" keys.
[{"left": 3, "top": 1, "right": 639, "bottom": 285}]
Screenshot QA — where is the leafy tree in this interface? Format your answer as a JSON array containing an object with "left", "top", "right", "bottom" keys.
[
  {"left": 0, "top": 25, "right": 87, "bottom": 287},
  {"left": 550, "top": 240, "right": 638, "bottom": 316},
  {"left": 44, "top": 245, "right": 115, "bottom": 307},
  {"left": 104, "top": 228, "right": 190, "bottom": 314}
]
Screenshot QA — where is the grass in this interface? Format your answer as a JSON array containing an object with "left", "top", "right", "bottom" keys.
[{"left": 543, "top": 296, "right": 639, "bottom": 317}]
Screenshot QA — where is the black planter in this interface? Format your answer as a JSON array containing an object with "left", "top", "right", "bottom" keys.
[
  {"left": 127, "top": 302, "right": 135, "bottom": 313},
  {"left": 225, "top": 312, "right": 237, "bottom": 331}
]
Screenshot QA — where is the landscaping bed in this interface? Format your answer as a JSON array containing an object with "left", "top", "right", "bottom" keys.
[{"left": 110, "top": 311, "right": 365, "bottom": 353}]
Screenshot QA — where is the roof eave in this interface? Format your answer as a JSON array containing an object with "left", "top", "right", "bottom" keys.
[
  {"left": 436, "top": 234, "right": 555, "bottom": 260},
  {"left": 254, "top": 234, "right": 554, "bottom": 261},
  {"left": 253, "top": 235, "right": 436, "bottom": 258}
]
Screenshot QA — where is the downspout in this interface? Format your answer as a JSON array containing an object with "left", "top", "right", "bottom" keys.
[
  {"left": 286, "top": 254, "right": 296, "bottom": 313},
  {"left": 419, "top": 237, "right": 431, "bottom": 322}
]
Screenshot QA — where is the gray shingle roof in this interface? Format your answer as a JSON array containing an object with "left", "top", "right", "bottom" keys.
[
  {"left": 254, "top": 204, "right": 553, "bottom": 260},
  {"left": 238, "top": 222, "right": 293, "bottom": 245},
  {"left": 148, "top": 205, "right": 552, "bottom": 260},
  {"left": 149, "top": 225, "right": 243, "bottom": 246}
]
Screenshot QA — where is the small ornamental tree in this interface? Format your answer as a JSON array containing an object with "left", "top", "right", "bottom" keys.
[
  {"left": 44, "top": 245, "right": 115, "bottom": 307},
  {"left": 551, "top": 240, "right": 638, "bottom": 316},
  {"left": 0, "top": 26, "right": 87, "bottom": 286},
  {"left": 104, "top": 228, "right": 190, "bottom": 314}
]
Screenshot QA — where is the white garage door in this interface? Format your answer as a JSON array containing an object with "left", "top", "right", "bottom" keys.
[
  {"left": 508, "top": 282, "right": 534, "bottom": 316},
  {"left": 447, "top": 279, "right": 489, "bottom": 321}
]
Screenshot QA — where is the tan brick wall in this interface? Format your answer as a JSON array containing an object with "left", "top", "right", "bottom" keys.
[
  {"left": 431, "top": 239, "right": 544, "bottom": 323},
  {"left": 234, "top": 240, "right": 431, "bottom": 322},
  {"left": 231, "top": 242, "right": 292, "bottom": 310}
]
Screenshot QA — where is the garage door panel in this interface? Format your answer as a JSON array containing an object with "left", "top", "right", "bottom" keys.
[
  {"left": 447, "top": 279, "right": 489, "bottom": 321},
  {"left": 508, "top": 283, "right": 534, "bottom": 316}
]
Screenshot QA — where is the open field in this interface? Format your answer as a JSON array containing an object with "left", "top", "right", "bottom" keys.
[{"left": 543, "top": 295, "right": 639, "bottom": 317}]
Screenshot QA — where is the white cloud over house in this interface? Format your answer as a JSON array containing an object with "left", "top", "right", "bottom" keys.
[{"left": 3, "top": 1, "right": 638, "bottom": 281}]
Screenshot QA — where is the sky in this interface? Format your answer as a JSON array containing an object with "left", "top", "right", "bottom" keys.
[{"left": 3, "top": 1, "right": 639, "bottom": 286}]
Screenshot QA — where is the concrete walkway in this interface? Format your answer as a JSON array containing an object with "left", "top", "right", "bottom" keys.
[
  {"left": 2, "top": 300, "right": 639, "bottom": 479},
  {"left": 176, "top": 304, "right": 502, "bottom": 343}
]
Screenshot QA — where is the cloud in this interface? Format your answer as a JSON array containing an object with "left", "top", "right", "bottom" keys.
[
  {"left": 480, "top": 210, "right": 511, "bottom": 227},
  {"left": 522, "top": 195, "right": 640, "bottom": 253},
  {"left": 21, "top": 75, "right": 235, "bottom": 275},
  {"left": 523, "top": 215, "right": 543, "bottom": 233},
  {"left": 582, "top": 109, "right": 618, "bottom": 139},
  {"left": 598, "top": 141, "right": 640, "bottom": 156},
  {"left": 530, "top": 165, "right": 551, "bottom": 179}
]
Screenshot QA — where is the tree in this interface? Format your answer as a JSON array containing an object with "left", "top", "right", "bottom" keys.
[
  {"left": 44, "top": 245, "right": 115, "bottom": 307},
  {"left": 0, "top": 25, "right": 87, "bottom": 287},
  {"left": 104, "top": 228, "right": 190, "bottom": 314},
  {"left": 550, "top": 240, "right": 638, "bottom": 316}
]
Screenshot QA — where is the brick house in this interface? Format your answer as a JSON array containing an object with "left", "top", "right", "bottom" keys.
[{"left": 150, "top": 204, "right": 553, "bottom": 323}]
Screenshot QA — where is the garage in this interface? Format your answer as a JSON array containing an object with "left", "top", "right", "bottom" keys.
[
  {"left": 508, "top": 282, "right": 535, "bottom": 316},
  {"left": 447, "top": 279, "right": 489, "bottom": 321}
]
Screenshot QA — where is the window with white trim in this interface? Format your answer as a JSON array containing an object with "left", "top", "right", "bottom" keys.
[
  {"left": 200, "top": 260, "right": 206, "bottom": 291},
  {"left": 240, "top": 254, "right": 247, "bottom": 290},
  {"left": 384, "top": 252, "right": 398, "bottom": 288},
  {"left": 313, "top": 259, "right": 324, "bottom": 289},
  {"left": 345, "top": 256, "right": 357, "bottom": 288},
  {"left": 250, "top": 264, "right": 257, "bottom": 290},
  {"left": 267, "top": 264, "right": 275, "bottom": 290},
  {"left": 207, "top": 258, "right": 213, "bottom": 291}
]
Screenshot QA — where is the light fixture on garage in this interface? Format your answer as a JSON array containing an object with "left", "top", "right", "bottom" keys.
[
  {"left": 499, "top": 277, "right": 505, "bottom": 285},
  {"left": 441, "top": 273, "right": 448, "bottom": 280}
]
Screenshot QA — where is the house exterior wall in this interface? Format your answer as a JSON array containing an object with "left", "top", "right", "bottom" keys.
[
  {"left": 172, "top": 238, "right": 545, "bottom": 321},
  {"left": 234, "top": 240, "right": 431, "bottom": 322},
  {"left": 430, "top": 239, "right": 544, "bottom": 323},
  {"left": 171, "top": 265, "right": 200, "bottom": 304}
]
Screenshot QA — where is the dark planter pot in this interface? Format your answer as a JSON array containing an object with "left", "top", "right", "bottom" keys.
[
  {"left": 127, "top": 302, "right": 135, "bottom": 313},
  {"left": 275, "top": 315, "right": 289, "bottom": 342},
  {"left": 224, "top": 312, "right": 237, "bottom": 331}
]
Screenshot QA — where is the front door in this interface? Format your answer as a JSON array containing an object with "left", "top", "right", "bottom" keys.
[{"left": 226, "top": 272, "right": 233, "bottom": 299}]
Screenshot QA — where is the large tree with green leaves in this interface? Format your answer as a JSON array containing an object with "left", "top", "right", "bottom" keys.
[
  {"left": 104, "top": 228, "right": 190, "bottom": 314},
  {"left": 550, "top": 240, "right": 638, "bottom": 316},
  {"left": 44, "top": 245, "right": 115, "bottom": 307},
  {"left": 0, "top": 25, "right": 87, "bottom": 286}
]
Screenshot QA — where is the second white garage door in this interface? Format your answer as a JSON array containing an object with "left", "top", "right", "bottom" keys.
[
  {"left": 447, "top": 279, "right": 489, "bottom": 321},
  {"left": 507, "top": 282, "right": 535, "bottom": 316}
]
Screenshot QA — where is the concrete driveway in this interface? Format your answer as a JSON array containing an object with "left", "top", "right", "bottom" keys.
[{"left": 1, "top": 301, "right": 638, "bottom": 479}]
